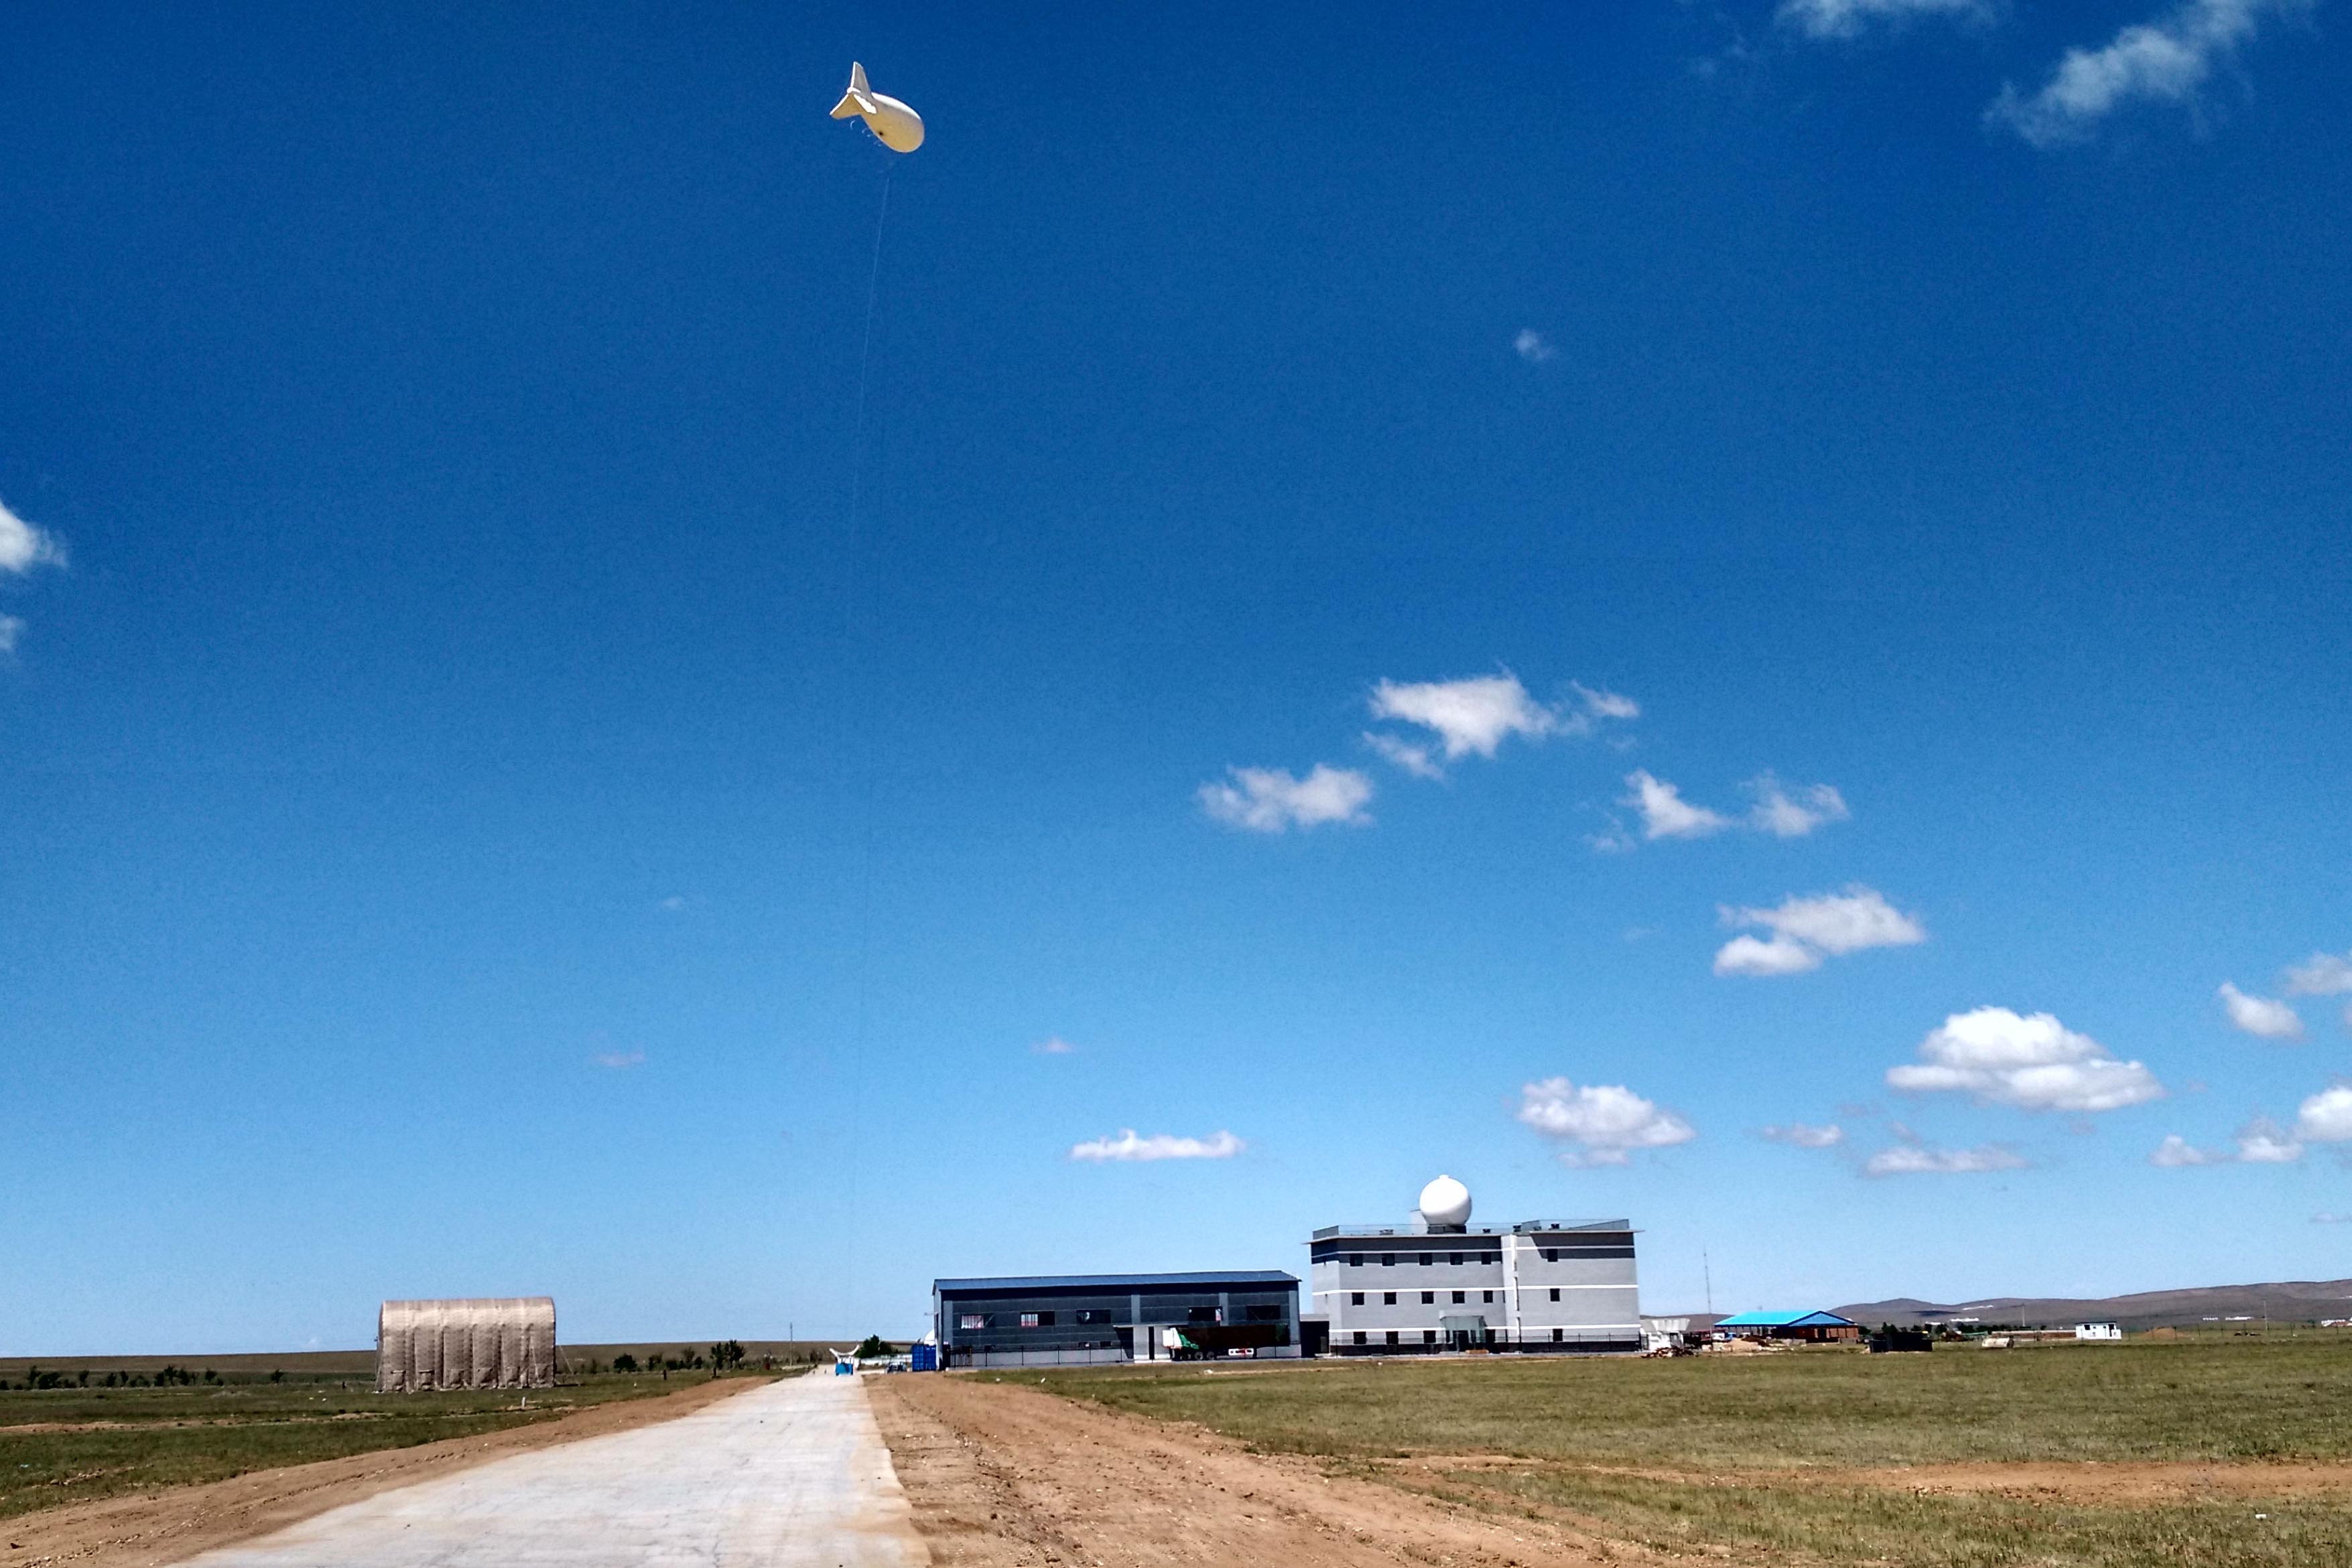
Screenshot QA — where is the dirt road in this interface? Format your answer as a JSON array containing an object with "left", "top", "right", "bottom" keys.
[
  {"left": 7, "top": 1377, "right": 752, "bottom": 1568},
  {"left": 868, "top": 1373, "right": 1608, "bottom": 1568}
]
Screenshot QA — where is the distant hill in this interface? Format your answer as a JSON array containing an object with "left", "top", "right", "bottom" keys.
[{"left": 1835, "top": 1280, "right": 2352, "bottom": 1331}]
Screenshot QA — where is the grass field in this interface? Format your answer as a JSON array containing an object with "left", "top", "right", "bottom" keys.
[
  {"left": 0, "top": 1368, "right": 763, "bottom": 1521},
  {"left": 1019, "top": 1338, "right": 2352, "bottom": 1568}
]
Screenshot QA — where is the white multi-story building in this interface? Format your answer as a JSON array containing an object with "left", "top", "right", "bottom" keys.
[{"left": 1306, "top": 1176, "right": 1640, "bottom": 1355}]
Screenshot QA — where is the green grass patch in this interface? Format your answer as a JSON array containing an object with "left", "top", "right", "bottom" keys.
[
  {"left": 0, "top": 1372, "right": 751, "bottom": 1520},
  {"left": 1009, "top": 1340, "right": 2352, "bottom": 1566},
  {"left": 1029, "top": 1339, "right": 2352, "bottom": 1467},
  {"left": 1459, "top": 1464, "right": 2337, "bottom": 1568}
]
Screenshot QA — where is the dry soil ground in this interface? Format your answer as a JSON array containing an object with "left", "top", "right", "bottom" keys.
[
  {"left": 868, "top": 1372, "right": 1614, "bottom": 1568},
  {"left": 3, "top": 1376, "right": 752, "bottom": 1568}
]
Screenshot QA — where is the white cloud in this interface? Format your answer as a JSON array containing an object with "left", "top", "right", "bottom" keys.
[
  {"left": 1614, "top": 771, "right": 1849, "bottom": 847},
  {"left": 1886, "top": 1006, "right": 2165, "bottom": 1112},
  {"left": 1715, "top": 885, "right": 1925, "bottom": 978},
  {"left": 1069, "top": 1128, "right": 1244, "bottom": 1162},
  {"left": 1987, "top": 0, "right": 2306, "bottom": 148},
  {"left": 1369, "top": 673, "right": 1559, "bottom": 760},
  {"left": 2235, "top": 1117, "right": 2304, "bottom": 1163},
  {"left": 0, "top": 499, "right": 66, "bottom": 576},
  {"left": 2294, "top": 1085, "right": 2352, "bottom": 1144},
  {"left": 2284, "top": 951, "right": 2352, "bottom": 996},
  {"left": 1031, "top": 1036, "right": 1076, "bottom": 1055},
  {"left": 2218, "top": 981, "right": 2304, "bottom": 1041},
  {"left": 1372, "top": 674, "right": 1554, "bottom": 759},
  {"left": 1739, "top": 886, "right": 1923, "bottom": 954},
  {"left": 591, "top": 1050, "right": 645, "bottom": 1069},
  {"left": 1762, "top": 1121, "right": 1845, "bottom": 1148},
  {"left": 1514, "top": 328, "right": 1556, "bottom": 363},
  {"left": 1778, "top": 0, "right": 1989, "bottom": 40},
  {"left": 1746, "top": 775, "right": 1851, "bottom": 838},
  {"left": 1571, "top": 682, "right": 1640, "bottom": 722},
  {"left": 0, "top": 615, "right": 20, "bottom": 655},
  {"left": 1864, "top": 1140, "right": 2030, "bottom": 1177},
  {"left": 2314, "top": 1212, "right": 2352, "bottom": 1225},
  {"left": 1198, "top": 765, "right": 1372, "bottom": 833},
  {"left": 1362, "top": 675, "right": 1633, "bottom": 782},
  {"left": 1362, "top": 731, "right": 1443, "bottom": 781},
  {"left": 1713, "top": 933, "right": 1823, "bottom": 976},
  {"left": 1622, "top": 771, "right": 1732, "bottom": 840},
  {"left": 656, "top": 895, "right": 688, "bottom": 912},
  {"left": 2151, "top": 1117, "right": 2304, "bottom": 1166},
  {"left": 1516, "top": 1078, "right": 1696, "bottom": 1167}
]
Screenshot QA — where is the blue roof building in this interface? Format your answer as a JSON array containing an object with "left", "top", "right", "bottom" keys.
[{"left": 1712, "top": 1309, "right": 1860, "bottom": 1342}]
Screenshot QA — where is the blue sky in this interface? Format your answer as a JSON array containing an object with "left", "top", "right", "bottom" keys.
[{"left": 4, "top": 1, "right": 2349, "bottom": 1354}]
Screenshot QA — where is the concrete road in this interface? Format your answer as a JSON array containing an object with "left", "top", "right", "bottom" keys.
[{"left": 179, "top": 1372, "right": 929, "bottom": 1568}]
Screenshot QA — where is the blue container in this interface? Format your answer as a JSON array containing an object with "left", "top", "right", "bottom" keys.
[{"left": 910, "top": 1343, "right": 938, "bottom": 1372}]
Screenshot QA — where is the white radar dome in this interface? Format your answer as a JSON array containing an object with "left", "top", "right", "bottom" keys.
[{"left": 1419, "top": 1174, "right": 1472, "bottom": 1230}]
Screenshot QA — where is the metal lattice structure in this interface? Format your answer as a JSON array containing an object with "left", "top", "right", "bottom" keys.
[{"left": 377, "top": 1297, "right": 556, "bottom": 1392}]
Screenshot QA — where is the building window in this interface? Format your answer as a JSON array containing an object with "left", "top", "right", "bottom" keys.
[
  {"left": 1348, "top": 1254, "right": 1362, "bottom": 1267},
  {"left": 1450, "top": 1252, "right": 1463, "bottom": 1265},
  {"left": 1543, "top": 1248, "right": 1558, "bottom": 1262},
  {"left": 1421, "top": 1291, "right": 1434, "bottom": 1305},
  {"left": 1382, "top": 1292, "right": 1396, "bottom": 1305},
  {"left": 1552, "top": 1327, "right": 1564, "bottom": 1343},
  {"left": 1419, "top": 1252, "right": 1433, "bottom": 1266},
  {"left": 1187, "top": 1306, "right": 1218, "bottom": 1322},
  {"left": 1019, "top": 1311, "right": 1054, "bottom": 1328},
  {"left": 1075, "top": 1309, "right": 1110, "bottom": 1324},
  {"left": 1483, "top": 1291, "right": 1494, "bottom": 1303},
  {"left": 1549, "top": 1289, "right": 1560, "bottom": 1302},
  {"left": 1353, "top": 1331, "right": 1367, "bottom": 1346},
  {"left": 1381, "top": 1253, "right": 1395, "bottom": 1266},
  {"left": 1246, "top": 1304, "right": 1283, "bottom": 1321},
  {"left": 958, "top": 1314, "right": 986, "bottom": 1330},
  {"left": 1385, "top": 1331, "right": 1399, "bottom": 1346},
  {"left": 1451, "top": 1291, "right": 1465, "bottom": 1304},
  {"left": 1423, "top": 1329, "right": 1437, "bottom": 1345},
  {"left": 1350, "top": 1292, "right": 1364, "bottom": 1305}
]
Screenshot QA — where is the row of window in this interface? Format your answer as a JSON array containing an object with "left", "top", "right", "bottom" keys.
[
  {"left": 1338, "top": 1248, "right": 1584, "bottom": 1266},
  {"left": 1347, "top": 1288, "right": 1567, "bottom": 1307},
  {"left": 954, "top": 1305, "right": 1287, "bottom": 1331},
  {"left": 1348, "top": 1328, "right": 1573, "bottom": 1346},
  {"left": 956, "top": 1309, "right": 1114, "bottom": 1329}
]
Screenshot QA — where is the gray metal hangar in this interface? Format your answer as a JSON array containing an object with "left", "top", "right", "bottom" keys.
[{"left": 933, "top": 1270, "right": 1301, "bottom": 1368}]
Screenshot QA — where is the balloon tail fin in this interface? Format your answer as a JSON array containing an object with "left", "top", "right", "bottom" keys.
[{"left": 832, "top": 62, "right": 874, "bottom": 119}]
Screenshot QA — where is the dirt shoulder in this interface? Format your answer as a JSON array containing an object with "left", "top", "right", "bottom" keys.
[
  {"left": 5, "top": 1376, "right": 759, "bottom": 1568},
  {"left": 868, "top": 1372, "right": 1614, "bottom": 1568}
]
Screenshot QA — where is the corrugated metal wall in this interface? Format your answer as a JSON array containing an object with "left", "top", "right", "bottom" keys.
[{"left": 376, "top": 1297, "right": 556, "bottom": 1392}]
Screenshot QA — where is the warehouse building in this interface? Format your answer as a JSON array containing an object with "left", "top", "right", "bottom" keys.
[
  {"left": 377, "top": 1297, "right": 556, "bottom": 1392},
  {"left": 933, "top": 1270, "right": 1301, "bottom": 1368},
  {"left": 1306, "top": 1177, "right": 1640, "bottom": 1355}
]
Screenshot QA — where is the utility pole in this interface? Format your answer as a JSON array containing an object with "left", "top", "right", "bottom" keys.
[{"left": 1703, "top": 1250, "right": 1714, "bottom": 1316}]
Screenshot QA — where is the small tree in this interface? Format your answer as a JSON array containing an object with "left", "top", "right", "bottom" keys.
[
  {"left": 269, "top": 1369, "right": 284, "bottom": 1384},
  {"left": 612, "top": 1353, "right": 639, "bottom": 1373},
  {"left": 854, "top": 1335, "right": 893, "bottom": 1360}
]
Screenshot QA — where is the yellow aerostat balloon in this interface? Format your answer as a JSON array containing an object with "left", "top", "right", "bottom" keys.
[{"left": 830, "top": 62, "right": 924, "bottom": 153}]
